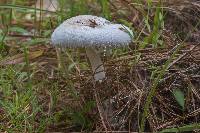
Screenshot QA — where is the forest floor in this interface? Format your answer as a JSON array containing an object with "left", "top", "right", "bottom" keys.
[{"left": 0, "top": 0, "right": 200, "bottom": 132}]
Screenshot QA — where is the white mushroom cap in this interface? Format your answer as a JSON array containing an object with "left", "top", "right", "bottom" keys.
[{"left": 51, "top": 15, "right": 133, "bottom": 48}]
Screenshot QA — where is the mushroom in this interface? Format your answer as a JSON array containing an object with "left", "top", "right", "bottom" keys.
[{"left": 51, "top": 15, "right": 133, "bottom": 81}]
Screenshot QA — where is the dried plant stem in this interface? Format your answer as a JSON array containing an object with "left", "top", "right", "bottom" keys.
[
  {"left": 93, "top": 85, "right": 108, "bottom": 132},
  {"left": 55, "top": 47, "right": 62, "bottom": 69}
]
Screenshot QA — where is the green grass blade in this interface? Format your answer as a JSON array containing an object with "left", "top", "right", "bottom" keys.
[
  {"left": 160, "top": 123, "right": 200, "bottom": 133},
  {"left": 98, "top": 0, "right": 111, "bottom": 20},
  {"left": 172, "top": 89, "right": 185, "bottom": 110},
  {"left": 0, "top": 4, "right": 57, "bottom": 13}
]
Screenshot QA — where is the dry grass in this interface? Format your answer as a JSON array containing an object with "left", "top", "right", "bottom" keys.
[{"left": 0, "top": 0, "right": 200, "bottom": 132}]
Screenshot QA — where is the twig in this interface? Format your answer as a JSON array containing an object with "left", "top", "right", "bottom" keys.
[
  {"left": 93, "top": 83, "right": 109, "bottom": 132},
  {"left": 167, "top": 45, "right": 197, "bottom": 69}
]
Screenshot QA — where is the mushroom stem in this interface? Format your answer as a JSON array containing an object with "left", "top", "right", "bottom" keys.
[
  {"left": 85, "top": 47, "right": 106, "bottom": 81},
  {"left": 55, "top": 47, "right": 62, "bottom": 69}
]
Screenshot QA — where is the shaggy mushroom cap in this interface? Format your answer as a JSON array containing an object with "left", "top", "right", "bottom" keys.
[{"left": 51, "top": 15, "right": 133, "bottom": 47}]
